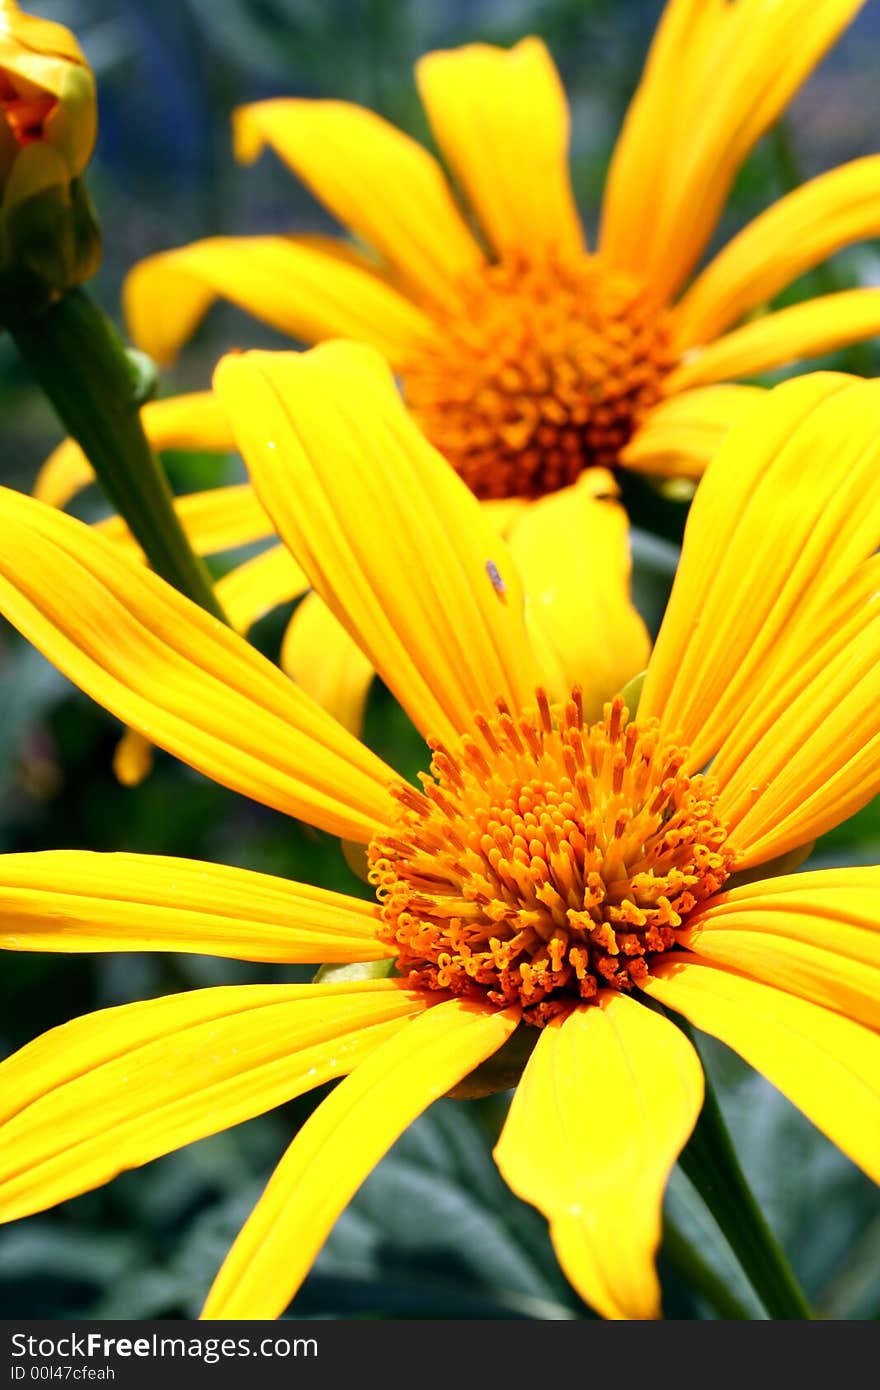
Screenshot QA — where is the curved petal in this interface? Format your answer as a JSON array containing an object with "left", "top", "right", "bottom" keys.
[
  {"left": 715, "top": 561, "right": 880, "bottom": 864},
  {"left": 600, "top": 0, "right": 867, "bottom": 301},
  {"left": 233, "top": 100, "right": 484, "bottom": 303},
  {"left": 215, "top": 545, "right": 309, "bottom": 635},
  {"left": 0, "top": 487, "right": 395, "bottom": 842},
  {"left": 416, "top": 37, "right": 584, "bottom": 260},
  {"left": 676, "top": 156, "right": 880, "bottom": 347},
  {"left": 33, "top": 437, "right": 94, "bottom": 509},
  {"left": 620, "top": 384, "right": 765, "bottom": 479},
  {"left": 95, "top": 484, "right": 275, "bottom": 561},
  {"left": 0, "top": 850, "right": 390, "bottom": 963},
  {"left": 680, "top": 869, "right": 880, "bottom": 1029},
  {"left": 507, "top": 479, "right": 650, "bottom": 716},
  {"left": 124, "top": 236, "right": 434, "bottom": 368},
  {"left": 213, "top": 344, "right": 541, "bottom": 746},
  {"left": 667, "top": 289, "right": 880, "bottom": 394},
  {"left": 639, "top": 375, "right": 880, "bottom": 770},
  {"left": 281, "top": 592, "right": 374, "bottom": 737},
  {"left": 33, "top": 392, "right": 236, "bottom": 511},
  {"left": 201, "top": 997, "right": 519, "bottom": 1319},
  {"left": 494, "top": 993, "right": 703, "bottom": 1321},
  {"left": 0, "top": 980, "right": 426, "bottom": 1224},
  {"left": 642, "top": 959, "right": 880, "bottom": 1184}
]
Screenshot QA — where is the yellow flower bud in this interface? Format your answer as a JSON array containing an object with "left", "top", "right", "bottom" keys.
[{"left": 0, "top": 0, "right": 100, "bottom": 318}]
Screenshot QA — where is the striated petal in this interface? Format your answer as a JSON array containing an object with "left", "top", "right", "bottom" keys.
[
  {"left": 201, "top": 997, "right": 519, "bottom": 1318},
  {"left": 642, "top": 958, "right": 880, "bottom": 1184},
  {"left": 234, "top": 100, "right": 484, "bottom": 303},
  {"left": 600, "top": 0, "right": 867, "bottom": 301},
  {"left": 494, "top": 994, "right": 703, "bottom": 1320},
  {"left": 215, "top": 545, "right": 309, "bottom": 635},
  {"left": 507, "top": 477, "right": 649, "bottom": 714},
  {"left": 95, "top": 483, "right": 275, "bottom": 561},
  {"left": 0, "top": 487, "right": 395, "bottom": 842},
  {"left": 124, "top": 236, "right": 434, "bottom": 367},
  {"left": 0, "top": 850, "right": 390, "bottom": 963},
  {"left": 214, "top": 344, "right": 541, "bottom": 745},
  {"left": 0, "top": 980, "right": 427, "bottom": 1223},
  {"left": 620, "top": 384, "right": 765, "bottom": 479},
  {"left": 416, "top": 37, "right": 584, "bottom": 260},
  {"left": 680, "top": 868, "right": 880, "bottom": 1029},
  {"left": 281, "top": 592, "right": 375, "bottom": 737},
  {"left": 715, "top": 560, "right": 880, "bottom": 865},
  {"left": 34, "top": 392, "right": 234, "bottom": 509},
  {"left": 639, "top": 375, "right": 880, "bottom": 771},
  {"left": 676, "top": 156, "right": 880, "bottom": 346},
  {"left": 667, "top": 289, "right": 880, "bottom": 393}
]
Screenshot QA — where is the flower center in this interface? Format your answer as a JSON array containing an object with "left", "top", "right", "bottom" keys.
[
  {"left": 0, "top": 71, "right": 55, "bottom": 147},
  {"left": 402, "top": 252, "right": 677, "bottom": 500},
  {"left": 369, "top": 692, "right": 733, "bottom": 1026}
]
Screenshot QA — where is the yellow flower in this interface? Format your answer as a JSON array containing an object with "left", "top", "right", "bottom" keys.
[
  {"left": 0, "top": 347, "right": 878, "bottom": 1321},
  {"left": 122, "top": 0, "right": 878, "bottom": 494},
  {"left": 35, "top": 394, "right": 650, "bottom": 742},
  {"left": 0, "top": 0, "right": 99, "bottom": 311}
]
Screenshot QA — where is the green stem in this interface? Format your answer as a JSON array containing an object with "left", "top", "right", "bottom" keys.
[
  {"left": 662, "top": 1215, "right": 752, "bottom": 1321},
  {"left": 676, "top": 1020, "right": 813, "bottom": 1320},
  {"left": 10, "top": 288, "right": 227, "bottom": 621}
]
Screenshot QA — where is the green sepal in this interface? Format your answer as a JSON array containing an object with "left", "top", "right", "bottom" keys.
[
  {"left": 446, "top": 1022, "right": 538, "bottom": 1100},
  {"left": 0, "top": 158, "right": 100, "bottom": 323},
  {"left": 619, "top": 667, "right": 646, "bottom": 714},
  {"left": 312, "top": 958, "right": 399, "bottom": 985}
]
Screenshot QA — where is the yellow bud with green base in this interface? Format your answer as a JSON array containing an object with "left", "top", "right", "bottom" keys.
[{"left": 0, "top": 0, "right": 100, "bottom": 320}]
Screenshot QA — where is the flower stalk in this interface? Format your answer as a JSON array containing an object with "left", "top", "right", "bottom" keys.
[
  {"left": 675, "top": 1018, "right": 814, "bottom": 1320},
  {"left": 9, "top": 288, "right": 227, "bottom": 620}
]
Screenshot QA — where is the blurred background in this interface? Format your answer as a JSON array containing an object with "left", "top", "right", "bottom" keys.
[{"left": 1, "top": 0, "right": 879, "bottom": 1320}]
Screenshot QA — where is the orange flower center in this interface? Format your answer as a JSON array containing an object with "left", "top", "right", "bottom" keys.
[
  {"left": 402, "top": 252, "right": 678, "bottom": 500},
  {"left": 369, "top": 692, "right": 733, "bottom": 1026},
  {"left": 0, "top": 71, "right": 56, "bottom": 146}
]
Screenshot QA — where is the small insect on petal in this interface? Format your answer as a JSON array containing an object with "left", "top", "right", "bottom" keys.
[{"left": 485, "top": 559, "right": 508, "bottom": 603}]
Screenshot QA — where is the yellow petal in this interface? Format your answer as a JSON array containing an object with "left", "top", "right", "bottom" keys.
[
  {"left": 281, "top": 592, "right": 374, "bottom": 737},
  {"left": 215, "top": 545, "right": 309, "bottom": 635},
  {"left": 0, "top": 486, "right": 395, "bottom": 842},
  {"left": 680, "top": 868, "right": 880, "bottom": 1029},
  {"left": 507, "top": 478, "right": 650, "bottom": 716},
  {"left": 95, "top": 483, "right": 275, "bottom": 561},
  {"left": 201, "top": 997, "right": 519, "bottom": 1318},
  {"left": 124, "top": 235, "right": 434, "bottom": 367},
  {"left": 600, "top": 0, "right": 866, "bottom": 301},
  {"left": 233, "top": 100, "right": 484, "bottom": 303},
  {"left": 676, "top": 156, "right": 880, "bottom": 347},
  {"left": 715, "top": 560, "right": 880, "bottom": 864},
  {"left": 112, "top": 727, "right": 153, "bottom": 786},
  {"left": 33, "top": 392, "right": 235, "bottom": 511},
  {"left": 481, "top": 497, "right": 529, "bottom": 537},
  {"left": 0, "top": 849, "right": 390, "bottom": 963},
  {"left": 0, "top": 980, "right": 425, "bottom": 1223},
  {"left": 639, "top": 375, "right": 880, "bottom": 770},
  {"left": 416, "top": 37, "right": 584, "bottom": 261},
  {"left": 494, "top": 994, "right": 703, "bottom": 1321},
  {"left": 667, "top": 289, "right": 880, "bottom": 394},
  {"left": 33, "top": 438, "right": 94, "bottom": 509},
  {"left": 642, "top": 959, "right": 880, "bottom": 1184},
  {"left": 620, "top": 384, "right": 765, "bottom": 479},
  {"left": 213, "top": 344, "right": 541, "bottom": 745}
]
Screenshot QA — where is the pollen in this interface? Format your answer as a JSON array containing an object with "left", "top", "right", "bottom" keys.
[
  {"left": 402, "top": 252, "right": 677, "bottom": 500},
  {"left": 369, "top": 692, "right": 733, "bottom": 1026}
]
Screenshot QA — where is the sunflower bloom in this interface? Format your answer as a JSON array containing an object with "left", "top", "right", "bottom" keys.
[
  {"left": 0, "top": 347, "right": 878, "bottom": 1321},
  {"left": 116, "top": 0, "right": 879, "bottom": 498}
]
